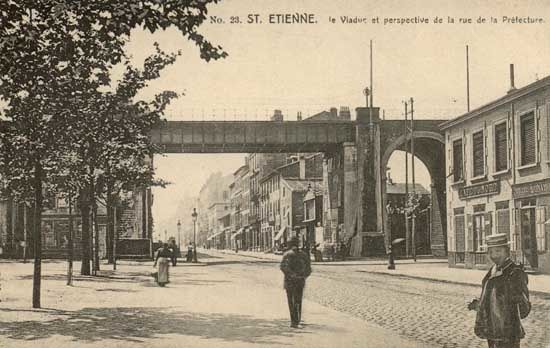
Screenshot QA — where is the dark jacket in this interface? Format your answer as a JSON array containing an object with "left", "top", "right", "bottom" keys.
[
  {"left": 474, "top": 258, "right": 531, "bottom": 341},
  {"left": 280, "top": 248, "right": 312, "bottom": 289},
  {"left": 155, "top": 247, "right": 172, "bottom": 261}
]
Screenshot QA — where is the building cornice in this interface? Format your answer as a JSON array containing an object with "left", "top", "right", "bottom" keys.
[{"left": 440, "top": 75, "right": 550, "bottom": 131}]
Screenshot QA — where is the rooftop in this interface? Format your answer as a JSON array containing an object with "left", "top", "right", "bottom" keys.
[
  {"left": 440, "top": 74, "right": 550, "bottom": 131},
  {"left": 284, "top": 178, "right": 323, "bottom": 194},
  {"left": 386, "top": 182, "right": 430, "bottom": 195}
]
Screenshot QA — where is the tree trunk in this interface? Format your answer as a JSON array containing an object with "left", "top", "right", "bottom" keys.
[
  {"left": 106, "top": 184, "right": 114, "bottom": 264},
  {"left": 92, "top": 196, "right": 100, "bottom": 273},
  {"left": 32, "top": 160, "right": 43, "bottom": 308},
  {"left": 90, "top": 180, "right": 100, "bottom": 273},
  {"left": 67, "top": 194, "right": 74, "bottom": 285},
  {"left": 80, "top": 188, "right": 91, "bottom": 276}
]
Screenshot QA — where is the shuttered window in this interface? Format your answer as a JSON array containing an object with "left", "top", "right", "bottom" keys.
[
  {"left": 453, "top": 139, "right": 463, "bottom": 182},
  {"left": 520, "top": 112, "right": 536, "bottom": 166},
  {"left": 472, "top": 131, "right": 485, "bottom": 177},
  {"left": 494, "top": 122, "right": 508, "bottom": 172}
]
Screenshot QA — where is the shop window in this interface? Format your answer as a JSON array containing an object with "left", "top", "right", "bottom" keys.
[
  {"left": 495, "top": 201, "right": 510, "bottom": 237},
  {"left": 494, "top": 122, "right": 508, "bottom": 172},
  {"left": 520, "top": 112, "right": 536, "bottom": 166},
  {"left": 473, "top": 214, "right": 485, "bottom": 252},
  {"left": 536, "top": 207, "right": 547, "bottom": 252},
  {"left": 454, "top": 209, "right": 466, "bottom": 255},
  {"left": 452, "top": 139, "right": 463, "bottom": 182},
  {"left": 472, "top": 130, "right": 485, "bottom": 177}
]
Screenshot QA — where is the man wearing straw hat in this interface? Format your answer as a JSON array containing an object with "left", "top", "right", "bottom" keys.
[{"left": 468, "top": 233, "right": 531, "bottom": 348}]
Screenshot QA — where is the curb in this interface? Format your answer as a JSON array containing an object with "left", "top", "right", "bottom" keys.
[
  {"left": 356, "top": 270, "right": 550, "bottom": 296},
  {"left": 208, "top": 250, "right": 550, "bottom": 296}
]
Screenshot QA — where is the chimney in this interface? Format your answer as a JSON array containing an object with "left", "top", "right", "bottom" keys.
[
  {"left": 508, "top": 64, "right": 516, "bottom": 93},
  {"left": 299, "top": 156, "right": 306, "bottom": 180},
  {"left": 329, "top": 107, "right": 338, "bottom": 119},
  {"left": 297, "top": 111, "right": 302, "bottom": 121},
  {"left": 271, "top": 109, "right": 284, "bottom": 122},
  {"left": 339, "top": 106, "right": 351, "bottom": 120}
]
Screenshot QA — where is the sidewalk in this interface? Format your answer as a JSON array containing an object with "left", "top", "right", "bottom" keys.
[
  {"left": 0, "top": 259, "right": 435, "bottom": 348},
  {"left": 208, "top": 249, "right": 550, "bottom": 295}
]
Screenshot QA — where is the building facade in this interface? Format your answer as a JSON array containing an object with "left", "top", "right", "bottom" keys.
[{"left": 442, "top": 74, "right": 550, "bottom": 273}]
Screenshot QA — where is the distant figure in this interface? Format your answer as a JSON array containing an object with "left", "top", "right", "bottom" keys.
[
  {"left": 468, "top": 233, "right": 531, "bottom": 348},
  {"left": 280, "top": 236, "right": 312, "bottom": 328},
  {"left": 312, "top": 243, "right": 323, "bottom": 262},
  {"left": 186, "top": 244, "right": 193, "bottom": 262},
  {"left": 153, "top": 243, "right": 172, "bottom": 287},
  {"left": 169, "top": 240, "right": 178, "bottom": 266},
  {"left": 339, "top": 241, "right": 348, "bottom": 261}
]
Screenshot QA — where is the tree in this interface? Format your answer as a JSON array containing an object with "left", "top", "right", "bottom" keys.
[{"left": 0, "top": 0, "right": 226, "bottom": 307}]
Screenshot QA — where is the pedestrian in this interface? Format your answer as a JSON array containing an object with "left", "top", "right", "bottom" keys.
[
  {"left": 280, "top": 236, "right": 312, "bottom": 328},
  {"left": 468, "top": 233, "right": 531, "bottom": 348},
  {"left": 169, "top": 239, "right": 178, "bottom": 266},
  {"left": 186, "top": 244, "right": 193, "bottom": 262},
  {"left": 339, "top": 241, "right": 348, "bottom": 261},
  {"left": 153, "top": 243, "right": 172, "bottom": 287},
  {"left": 312, "top": 243, "right": 323, "bottom": 262}
]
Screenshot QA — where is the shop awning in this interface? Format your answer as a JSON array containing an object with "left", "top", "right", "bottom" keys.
[
  {"left": 273, "top": 226, "right": 286, "bottom": 241},
  {"left": 230, "top": 228, "right": 244, "bottom": 240},
  {"left": 208, "top": 230, "right": 223, "bottom": 241}
]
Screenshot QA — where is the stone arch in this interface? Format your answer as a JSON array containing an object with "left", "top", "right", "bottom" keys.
[{"left": 379, "top": 131, "right": 447, "bottom": 257}]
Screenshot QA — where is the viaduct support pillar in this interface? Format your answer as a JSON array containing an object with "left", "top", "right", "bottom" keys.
[{"left": 349, "top": 107, "right": 381, "bottom": 257}]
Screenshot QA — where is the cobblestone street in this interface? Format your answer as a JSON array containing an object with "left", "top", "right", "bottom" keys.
[
  {"left": 1, "top": 252, "right": 549, "bottom": 348},
  {"left": 209, "top": 251, "right": 550, "bottom": 348}
]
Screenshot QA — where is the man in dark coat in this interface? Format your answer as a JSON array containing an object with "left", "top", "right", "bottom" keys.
[
  {"left": 280, "top": 236, "right": 312, "bottom": 328},
  {"left": 468, "top": 233, "right": 531, "bottom": 348},
  {"left": 169, "top": 240, "right": 178, "bottom": 266}
]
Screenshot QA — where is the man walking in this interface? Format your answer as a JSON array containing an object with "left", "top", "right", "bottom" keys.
[
  {"left": 280, "top": 236, "right": 311, "bottom": 328},
  {"left": 468, "top": 233, "right": 531, "bottom": 348}
]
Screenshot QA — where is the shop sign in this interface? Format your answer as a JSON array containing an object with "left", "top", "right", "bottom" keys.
[
  {"left": 512, "top": 178, "right": 550, "bottom": 199},
  {"left": 458, "top": 180, "right": 500, "bottom": 199}
]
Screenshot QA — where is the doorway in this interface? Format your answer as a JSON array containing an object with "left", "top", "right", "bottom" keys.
[{"left": 520, "top": 206, "right": 538, "bottom": 269}]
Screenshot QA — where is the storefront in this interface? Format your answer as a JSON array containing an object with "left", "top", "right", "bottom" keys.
[
  {"left": 442, "top": 72, "right": 550, "bottom": 273},
  {"left": 511, "top": 179, "right": 550, "bottom": 271}
]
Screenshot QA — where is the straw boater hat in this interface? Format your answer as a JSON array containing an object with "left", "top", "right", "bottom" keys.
[{"left": 484, "top": 233, "right": 511, "bottom": 249}]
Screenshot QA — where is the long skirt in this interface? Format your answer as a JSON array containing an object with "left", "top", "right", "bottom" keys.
[{"left": 157, "top": 257, "right": 170, "bottom": 285}]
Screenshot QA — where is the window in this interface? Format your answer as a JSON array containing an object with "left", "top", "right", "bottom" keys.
[
  {"left": 520, "top": 112, "right": 536, "bottom": 166},
  {"left": 494, "top": 122, "right": 508, "bottom": 172},
  {"left": 473, "top": 214, "right": 485, "bottom": 252},
  {"left": 452, "top": 139, "right": 463, "bottom": 182},
  {"left": 495, "top": 201, "right": 510, "bottom": 237},
  {"left": 454, "top": 208, "right": 465, "bottom": 254},
  {"left": 472, "top": 130, "right": 485, "bottom": 177},
  {"left": 304, "top": 200, "right": 315, "bottom": 221},
  {"left": 472, "top": 204, "right": 487, "bottom": 252}
]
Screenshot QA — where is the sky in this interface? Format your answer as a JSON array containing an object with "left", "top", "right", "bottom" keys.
[{"left": 139, "top": 0, "right": 550, "bottom": 237}]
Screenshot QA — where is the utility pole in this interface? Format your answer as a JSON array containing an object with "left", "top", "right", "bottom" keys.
[
  {"left": 410, "top": 97, "right": 417, "bottom": 262},
  {"left": 404, "top": 101, "right": 410, "bottom": 257},
  {"left": 466, "top": 45, "right": 470, "bottom": 112}
]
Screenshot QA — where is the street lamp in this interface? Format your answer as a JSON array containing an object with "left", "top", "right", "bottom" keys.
[
  {"left": 192, "top": 208, "right": 198, "bottom": 263},
  {"left": 177, "top": 220, "right": 181, "bottom": 248}
]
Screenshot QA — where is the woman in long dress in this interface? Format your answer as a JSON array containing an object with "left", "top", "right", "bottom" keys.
[{"left": 153, "top": 243, "right": 171, "bottom": 287}]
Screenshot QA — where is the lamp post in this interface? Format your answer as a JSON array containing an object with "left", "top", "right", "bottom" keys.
[
  {"left": 386, "top": 202, "right": 395, "bottom": 270},
  {"left": 192, "top": 208, "right": 198, "bottom": 263},
  {"left": 177, "top": 220, "right": 181, "bottom": 248}
]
